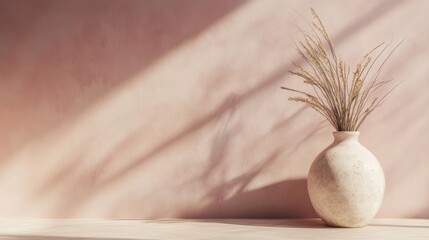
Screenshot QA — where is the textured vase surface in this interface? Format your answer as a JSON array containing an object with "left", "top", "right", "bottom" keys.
[{"left": 307, "top": 131, "right": 385, "bottom": 227}]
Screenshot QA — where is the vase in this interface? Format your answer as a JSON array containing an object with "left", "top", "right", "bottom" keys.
[{"left": 307, "top": 131, "right": 385, "bottom": 227}]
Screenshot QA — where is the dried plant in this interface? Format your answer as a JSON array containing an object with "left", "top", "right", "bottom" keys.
[{"left": 282, "top": 9, "right": 402, "bottom": 131}]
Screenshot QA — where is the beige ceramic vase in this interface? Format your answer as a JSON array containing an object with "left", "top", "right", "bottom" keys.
[{"left": 307, "top": 131, "right": 385, "bottom": 227}]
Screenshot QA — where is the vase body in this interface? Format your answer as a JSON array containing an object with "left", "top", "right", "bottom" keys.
[{"left": 307, "top": 132, "right": 385, "bottom": 227}]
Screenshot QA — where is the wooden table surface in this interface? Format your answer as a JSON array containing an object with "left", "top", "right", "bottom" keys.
[{"left": 0, "top": 218, "right": 428, "bottom": 240}]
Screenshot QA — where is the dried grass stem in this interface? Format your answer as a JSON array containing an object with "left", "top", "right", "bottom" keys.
[{"left": 282, "top": 8, "right": 401, "bottom": 131}]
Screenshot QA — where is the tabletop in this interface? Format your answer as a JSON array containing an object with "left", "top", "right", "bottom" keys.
[{"left": 0, "top": 218, "right": 428, "bottom": 240}]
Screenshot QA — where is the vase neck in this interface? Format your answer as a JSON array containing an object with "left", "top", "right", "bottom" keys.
[{"left": 333, "top": 131, "right": 360, "bottom": 142}]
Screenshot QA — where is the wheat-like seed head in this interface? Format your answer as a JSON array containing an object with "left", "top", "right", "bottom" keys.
[{"left": 282, "top": 8, "right": 401, "bottom": 131}]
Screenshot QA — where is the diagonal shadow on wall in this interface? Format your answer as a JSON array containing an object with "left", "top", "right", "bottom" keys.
[
  {"left": 29, "top": 0, "right": 407, "bottom": 217},
  {"left": 0, "top": 0, "right": 244, "bottom": 212},
  {"left": 0, "top": 0, "right": 245, "bottom": 165},
  {"left": 86, "top": 0, "right": 406, "bottom": 191}
]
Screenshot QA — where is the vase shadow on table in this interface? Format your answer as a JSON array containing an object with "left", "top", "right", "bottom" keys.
[
  {"left": 195, "top": 218, "right": 328, "bottom": 229},
  {"left": 414, "top": 207, "right": 429, "bottom": 219},
  {"left": 186, "top": 178, "right": 329, "bottom": 228}
]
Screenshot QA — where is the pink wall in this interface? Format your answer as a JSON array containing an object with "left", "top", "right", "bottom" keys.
[{"left": 0, "top": 0, "right": 428, "bottom": 218}]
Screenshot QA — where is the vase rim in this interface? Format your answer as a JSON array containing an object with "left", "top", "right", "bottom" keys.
[
  {"left": 333, "top": 131, "right": 360, "bottom": 135},
  {"left": 332, "top": 131, "right": 360, "bottom": 139},
  {"left": 333, "top": 131, "right": 360, "bottom": 133}
]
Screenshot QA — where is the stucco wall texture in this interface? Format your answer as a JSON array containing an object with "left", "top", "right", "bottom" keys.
[{"left": 0, "top": 0, "right": 428, "bottom": 218}]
